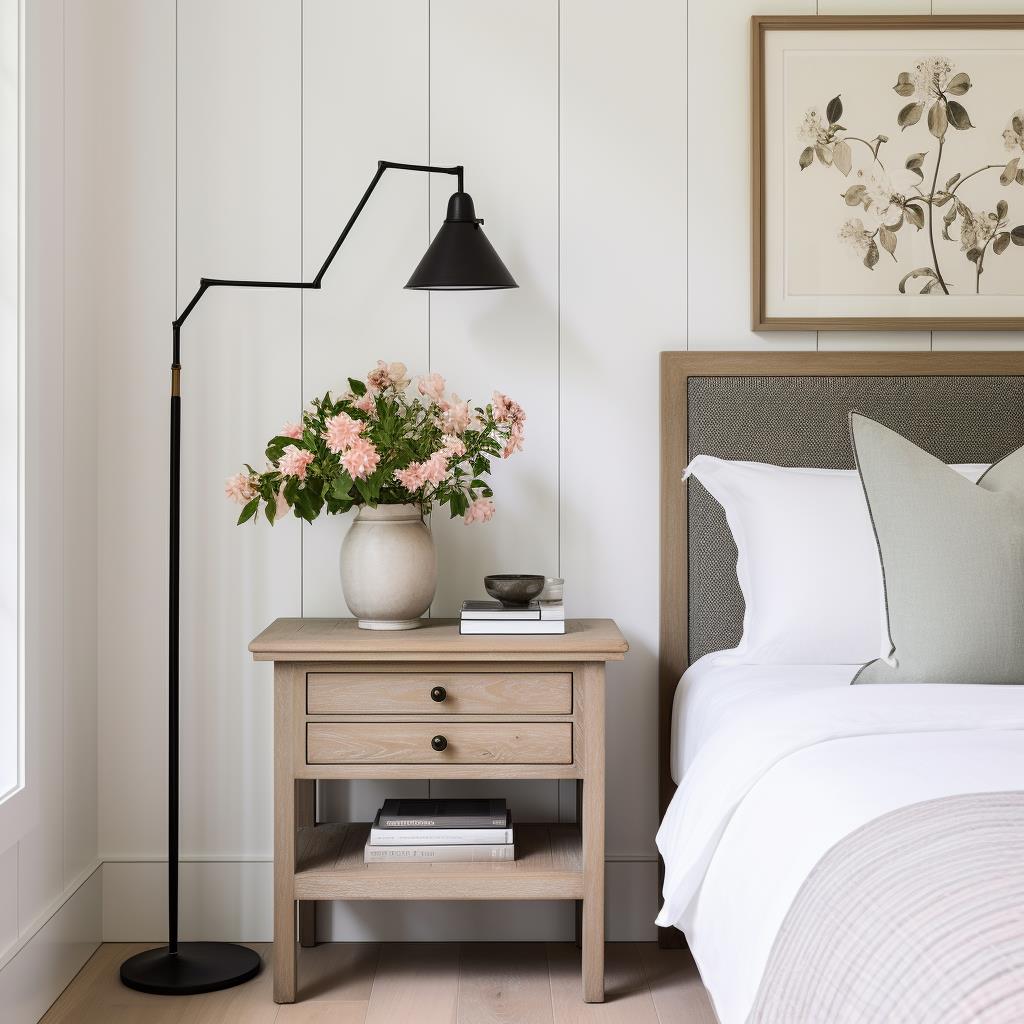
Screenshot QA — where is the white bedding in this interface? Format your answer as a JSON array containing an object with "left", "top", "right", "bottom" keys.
[{"left": 657, "top": 653, "right": 1024, "bottom": 1024}]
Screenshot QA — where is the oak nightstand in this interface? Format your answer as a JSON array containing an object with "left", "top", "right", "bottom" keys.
[{"left": 249, "top": 617, "right": 628, "bottom": 1004}]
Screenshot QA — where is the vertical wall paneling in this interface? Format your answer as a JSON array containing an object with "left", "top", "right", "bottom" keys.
[
  {"left": 301, "top": 0, "right": 431, "bottom": 828},
  {"left": 91, "top": 0, "right": 178, "bottom": 863},
  {"left": 428, "top": 0, "right": 560, "bottom": 615},
  {"left": 175, "top": 0, "right": 302, "bottom": 865},
  {"left": 560, "top": 0, "right": 686, "bottom": 875},
  {"left": 688, "top": 0, "right": 817, "bottom": 350}
]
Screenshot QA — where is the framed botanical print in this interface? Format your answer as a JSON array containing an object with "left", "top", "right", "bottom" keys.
[{"left": 752, "top": 15, "right": 1024, "bottom": 331}]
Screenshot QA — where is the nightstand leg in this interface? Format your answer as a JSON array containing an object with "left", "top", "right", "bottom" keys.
[
  {"left": 297, "top": 780, "right": 317, "bottom": 948},
  {"left": 273, "top": 666, "right": 297, "bottom": 1004},
  {"left": 581, "top": 664, "right": 606, "bottom": 1002}
]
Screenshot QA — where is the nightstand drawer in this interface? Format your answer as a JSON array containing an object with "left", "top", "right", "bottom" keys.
[
  {"left": 306, "top": 671, "right": 572, "bottom": 715},
  {"left": 306, "top": 722, "right": 573, "bottom": 765}
]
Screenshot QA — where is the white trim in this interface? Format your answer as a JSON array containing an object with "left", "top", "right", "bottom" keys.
[{"left": 0, "top": 860, "right": 100, "bottom": 974}]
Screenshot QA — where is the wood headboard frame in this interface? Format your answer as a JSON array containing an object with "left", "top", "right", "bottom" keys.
[{"left": 658, "top": 349, "right": 1024, "bottom": 824}]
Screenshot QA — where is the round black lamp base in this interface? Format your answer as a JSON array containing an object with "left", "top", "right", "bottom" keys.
[{"left": 120, "top": 942, "right": 261, "bottom": 995}]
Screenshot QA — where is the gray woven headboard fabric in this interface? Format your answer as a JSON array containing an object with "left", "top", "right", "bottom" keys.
[{"left": 686, "top": 374, "right": 1024, "bottom": 664}]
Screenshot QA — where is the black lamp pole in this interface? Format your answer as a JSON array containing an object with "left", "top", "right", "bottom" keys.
[{"left": 120, "top": 160, "right": 516, "bottom": 996}]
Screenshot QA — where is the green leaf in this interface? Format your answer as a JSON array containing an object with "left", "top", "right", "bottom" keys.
[
  {"left": 236, "top": 497, "right": 259, "bottom": 525},
  {"left": 904, "top": 203, "right": 926, "bottom": 230},
  {"left": 354, "top": 477, "right": 372, "bottom": 504},
  {"left": 898, "top": 102, "right": 924, "bottom": 130},
  {"left": 826, "top": 95, "right": 843, "bottom": 124},
  {"left": 946, "top": 72, "right": 971, "bottom": 96},
  {"left": 994, "top": 232, "right": 1012, "bottom": 255},
  {"left": 966, "top": 247, "right": 983, "bottom": 265},
  {"left": 843, "top": 184, "right": 867, "bottom": 206},
  {"left": 997, "top": 199, "right": 1009, "bottom": 222},
  {"left": 863, "top": 238, "right": 880, "bottom": 270},
  {"left": 1018, "top": 168, "right": 1024, "bottom": 187},
  {"left": 1012, "top": 226, "right": 1024, "bottom": 247},
  {"left": 1001, "top": 157, "right": 1021, "bottom": 187},
  {"left": 331, "top": 473, "right": 353, "bottom": 500},
  {"left": 347, "top": 377, "right": 367, "bottom": 397},
  {"left": 893, "top": 72, "right": 915, "bottom": 98},
  {"left": 832, "top": 140, "right": 852, "bottom": 177},
  {"left": 799, "top": 146, "right": 814, "bottom": 170},
  {"left": 815, "top": 143, "right": 833, "bottom": 166},
  {"left": 945, "top": 172, "right": 961, "bottom": 189},
  {"left": 879, "top": 225, "right": 898, "bottom": 258},
  {"left": 905, "top": 151, "right": 927, "bottom": 183},
  {"left": 898, "top": 267, "right": 938, "bottom": 294},
  {"left": 928, "top": 101, "right": 948, "bottom": 139},
  {"left": 946, "top": 101, "right": 973, "bottom": 131},
  {"left": 265, "top": 495, "right": 277, "bottom": 525}
]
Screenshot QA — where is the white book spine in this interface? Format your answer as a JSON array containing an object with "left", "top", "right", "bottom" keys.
[
  {"left": 364, "top": 842, "right": 515, "bottom": 863},
  {"left": 369, "top": 825, "right": 514, "bottom": 846},
  {"left": 459, "top": 620, "right": 566, "bottom": 635}
]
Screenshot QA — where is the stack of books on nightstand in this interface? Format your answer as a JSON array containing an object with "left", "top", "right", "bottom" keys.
[
  {"left": 363, "top": 798, "right": 515, "bottom": 863},
  {"left": 459, "top": 600, "right": 566, "bottom": 635}
]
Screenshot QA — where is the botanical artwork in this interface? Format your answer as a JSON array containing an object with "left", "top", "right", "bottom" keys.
[
  {"left": 225, "top": 360, "right": 526, "bottom": 526},
  {"left": 795, "top": 56, "right": 1024, "bottom": 296}
]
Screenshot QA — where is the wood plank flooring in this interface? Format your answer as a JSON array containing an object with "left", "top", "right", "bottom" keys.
[{"left": 40, "top": 942, "right": 717, "bottom": 1023}]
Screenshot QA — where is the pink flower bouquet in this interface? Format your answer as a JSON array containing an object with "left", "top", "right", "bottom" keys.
[{"left": 227, "top": 360, "right": 525, "bottom": 526}]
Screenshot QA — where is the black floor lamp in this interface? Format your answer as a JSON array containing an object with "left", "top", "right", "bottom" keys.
[{"left": 119, "top": 160, "right": 517, "bottom": 996}]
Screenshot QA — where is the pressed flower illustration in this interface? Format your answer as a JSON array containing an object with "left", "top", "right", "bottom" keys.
[{"left": 797, "top": 57, "right": 1024, "bottom": 294}]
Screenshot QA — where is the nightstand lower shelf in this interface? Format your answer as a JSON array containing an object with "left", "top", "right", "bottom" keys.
[{"left": 295, "top": 822, "right": 584, "bottom": 901}]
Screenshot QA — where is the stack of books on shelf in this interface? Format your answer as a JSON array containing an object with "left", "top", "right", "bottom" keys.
[
  {"left": 459, "top": 599, "right": 565, "bottom": 635},
  {"left": 364, "top": 798, "right": 515, "bottom": 863}
]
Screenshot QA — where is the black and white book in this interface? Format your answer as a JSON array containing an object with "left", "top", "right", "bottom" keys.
[
  {"left": 364, "top": 840, "right": 515, "bottom": 863},
  {"left": 460, "top": 618, "right": 566, "bottom": 635},
  {"left": 369, "top": 810, "right": 513, "bottom": 846},
  {"left": 376, "top": 798, "right": 508, "bottom": 829}
]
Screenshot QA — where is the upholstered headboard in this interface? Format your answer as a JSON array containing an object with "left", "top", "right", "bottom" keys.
[{"left": 659, "top": 351, "right": 1024, "bottom": 818}]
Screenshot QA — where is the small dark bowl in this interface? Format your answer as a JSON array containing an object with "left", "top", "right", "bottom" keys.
[{"left": 484, "top": 574, "right": 545, "bottom": 608}]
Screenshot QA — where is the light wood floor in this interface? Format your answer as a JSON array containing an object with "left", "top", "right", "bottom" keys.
[{"left": 40, "top": 941, "right": 717, "bottom": 1023}]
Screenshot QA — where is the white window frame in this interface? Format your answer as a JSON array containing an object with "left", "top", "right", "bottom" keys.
[{"left": 0, "top": 0, "right": 35, "bottom": 847}]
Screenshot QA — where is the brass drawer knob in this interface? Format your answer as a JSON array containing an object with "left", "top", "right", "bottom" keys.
[
  {"left": 431, "top": 734, "right": 448, "bottom": 752},
  {"left": 430, "top": 685, "right": 447, "bottom": 703}
]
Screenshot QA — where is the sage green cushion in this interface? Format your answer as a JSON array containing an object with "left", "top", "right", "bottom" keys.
[{"left": 851, "top": 412, "right": 1024, "bottom": 685}]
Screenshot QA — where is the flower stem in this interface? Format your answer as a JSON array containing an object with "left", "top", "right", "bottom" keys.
[
  {"left": 845, "top": 136, "right": 885, "bottom": 170},
  {"left": 927, "top": 137, "right": 950, "bottom": 295},
  {"left": 950, "top": 164, "right": 1004, "bottom": 198}
]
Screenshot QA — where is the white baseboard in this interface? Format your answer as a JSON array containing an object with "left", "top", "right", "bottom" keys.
[
  {"left": 102, "top": 859, "right": 658, "bottom": 942},
  {"left": 0, "top": 868, "right": 102, "bottom": 1024}
]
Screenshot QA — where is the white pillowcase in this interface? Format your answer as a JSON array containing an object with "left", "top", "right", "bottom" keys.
[{"left": 685, "top": 456, "right": 988, "bottom": 665}]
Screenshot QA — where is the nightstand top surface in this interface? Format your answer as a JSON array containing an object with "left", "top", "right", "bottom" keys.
[{"left": 250, "top": 617, "right": 627, "bottom": 662}]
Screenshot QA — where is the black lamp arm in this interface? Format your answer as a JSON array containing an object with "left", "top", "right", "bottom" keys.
[{"left": 171, "top": 159, "right": 463, "bottom": 347}]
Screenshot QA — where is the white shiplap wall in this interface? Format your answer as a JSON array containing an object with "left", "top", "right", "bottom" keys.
[{"left": 93, "top": 0, "right": 1023, "bottom": 943}]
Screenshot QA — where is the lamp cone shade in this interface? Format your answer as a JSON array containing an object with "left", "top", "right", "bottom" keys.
[{"left": 406, "top": 192, "right": 518, "bottom": 290}]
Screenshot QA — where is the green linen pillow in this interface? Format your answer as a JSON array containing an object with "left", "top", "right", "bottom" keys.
[{"left": 851, "top": 412, "right": 1024, "bottom": 685}]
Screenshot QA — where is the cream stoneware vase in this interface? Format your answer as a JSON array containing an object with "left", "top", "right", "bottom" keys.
[{"left": 339, "top": 503, "right": 437, "bottom": 630}]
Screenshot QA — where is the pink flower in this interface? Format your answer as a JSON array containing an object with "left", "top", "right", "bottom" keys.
[
  {"left": 353, "top": 392, "right": 375, "bottom": 414},
  {"left": 279, "top": 445, "right": 315, "bottom": 481},
  {"left": 224, "top": 472, "right": 257, "bottom": 505},
  {"left": 440, "top": 393, "right": 471, "bottom": 434},
  {"left": 417, "top": 372, "right": 446, "bottom": 402},
  {"left": 394, "top": 464, "right": 426, "bottom": 492},
  {"left": 341, "top": 437, "right": 379, "bottom": 480},
  {"left": 503, "top": 425, "right": 525, "bottom": 459},
  {"left": 441, "top": 435, "right": 466, "bottom": 459},
  {"left": 367, "top": 360, "right": 411, "bottom": 393},
  {"left": 464, "top": 497, "right": 496, "bottom": 524},
  {"left": 492, "top": 391, "right": 526, "bottom": 429},
  {"left": 420, "top": 451, "right": 449, "bottom": 487},
  {"left": 280, "top": 421, "right": 303, "bottom": 440},
  {"left": 322, "top": 412, "right": 364, "bottom": 454}
]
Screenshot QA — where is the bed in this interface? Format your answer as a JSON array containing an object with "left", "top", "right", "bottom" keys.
[{"left": 657, "top": 352, "right": 1024, "bottom": 1024}]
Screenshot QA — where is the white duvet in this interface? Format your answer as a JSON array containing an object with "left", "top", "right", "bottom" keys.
[{"left": 657, "top": 654, "right": 1024, "bottom": 1024}]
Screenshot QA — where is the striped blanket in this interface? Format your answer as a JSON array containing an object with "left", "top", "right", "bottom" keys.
[{"left": 750, "top": 793, "right": 1024, "bottom": 1024}]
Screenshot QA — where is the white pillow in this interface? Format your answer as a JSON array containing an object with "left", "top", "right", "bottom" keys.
[{"left": 685, "top": 455, "right": 988, "bottom": 665}]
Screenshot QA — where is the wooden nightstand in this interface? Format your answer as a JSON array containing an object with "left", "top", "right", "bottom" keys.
[{"left": 249, "top": 617, "right": 627, "bottom": 1004}]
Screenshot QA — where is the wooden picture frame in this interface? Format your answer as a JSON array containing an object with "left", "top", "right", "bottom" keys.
[{"left": 752, "top": 15, "right": 1024, "bottom": 331}]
